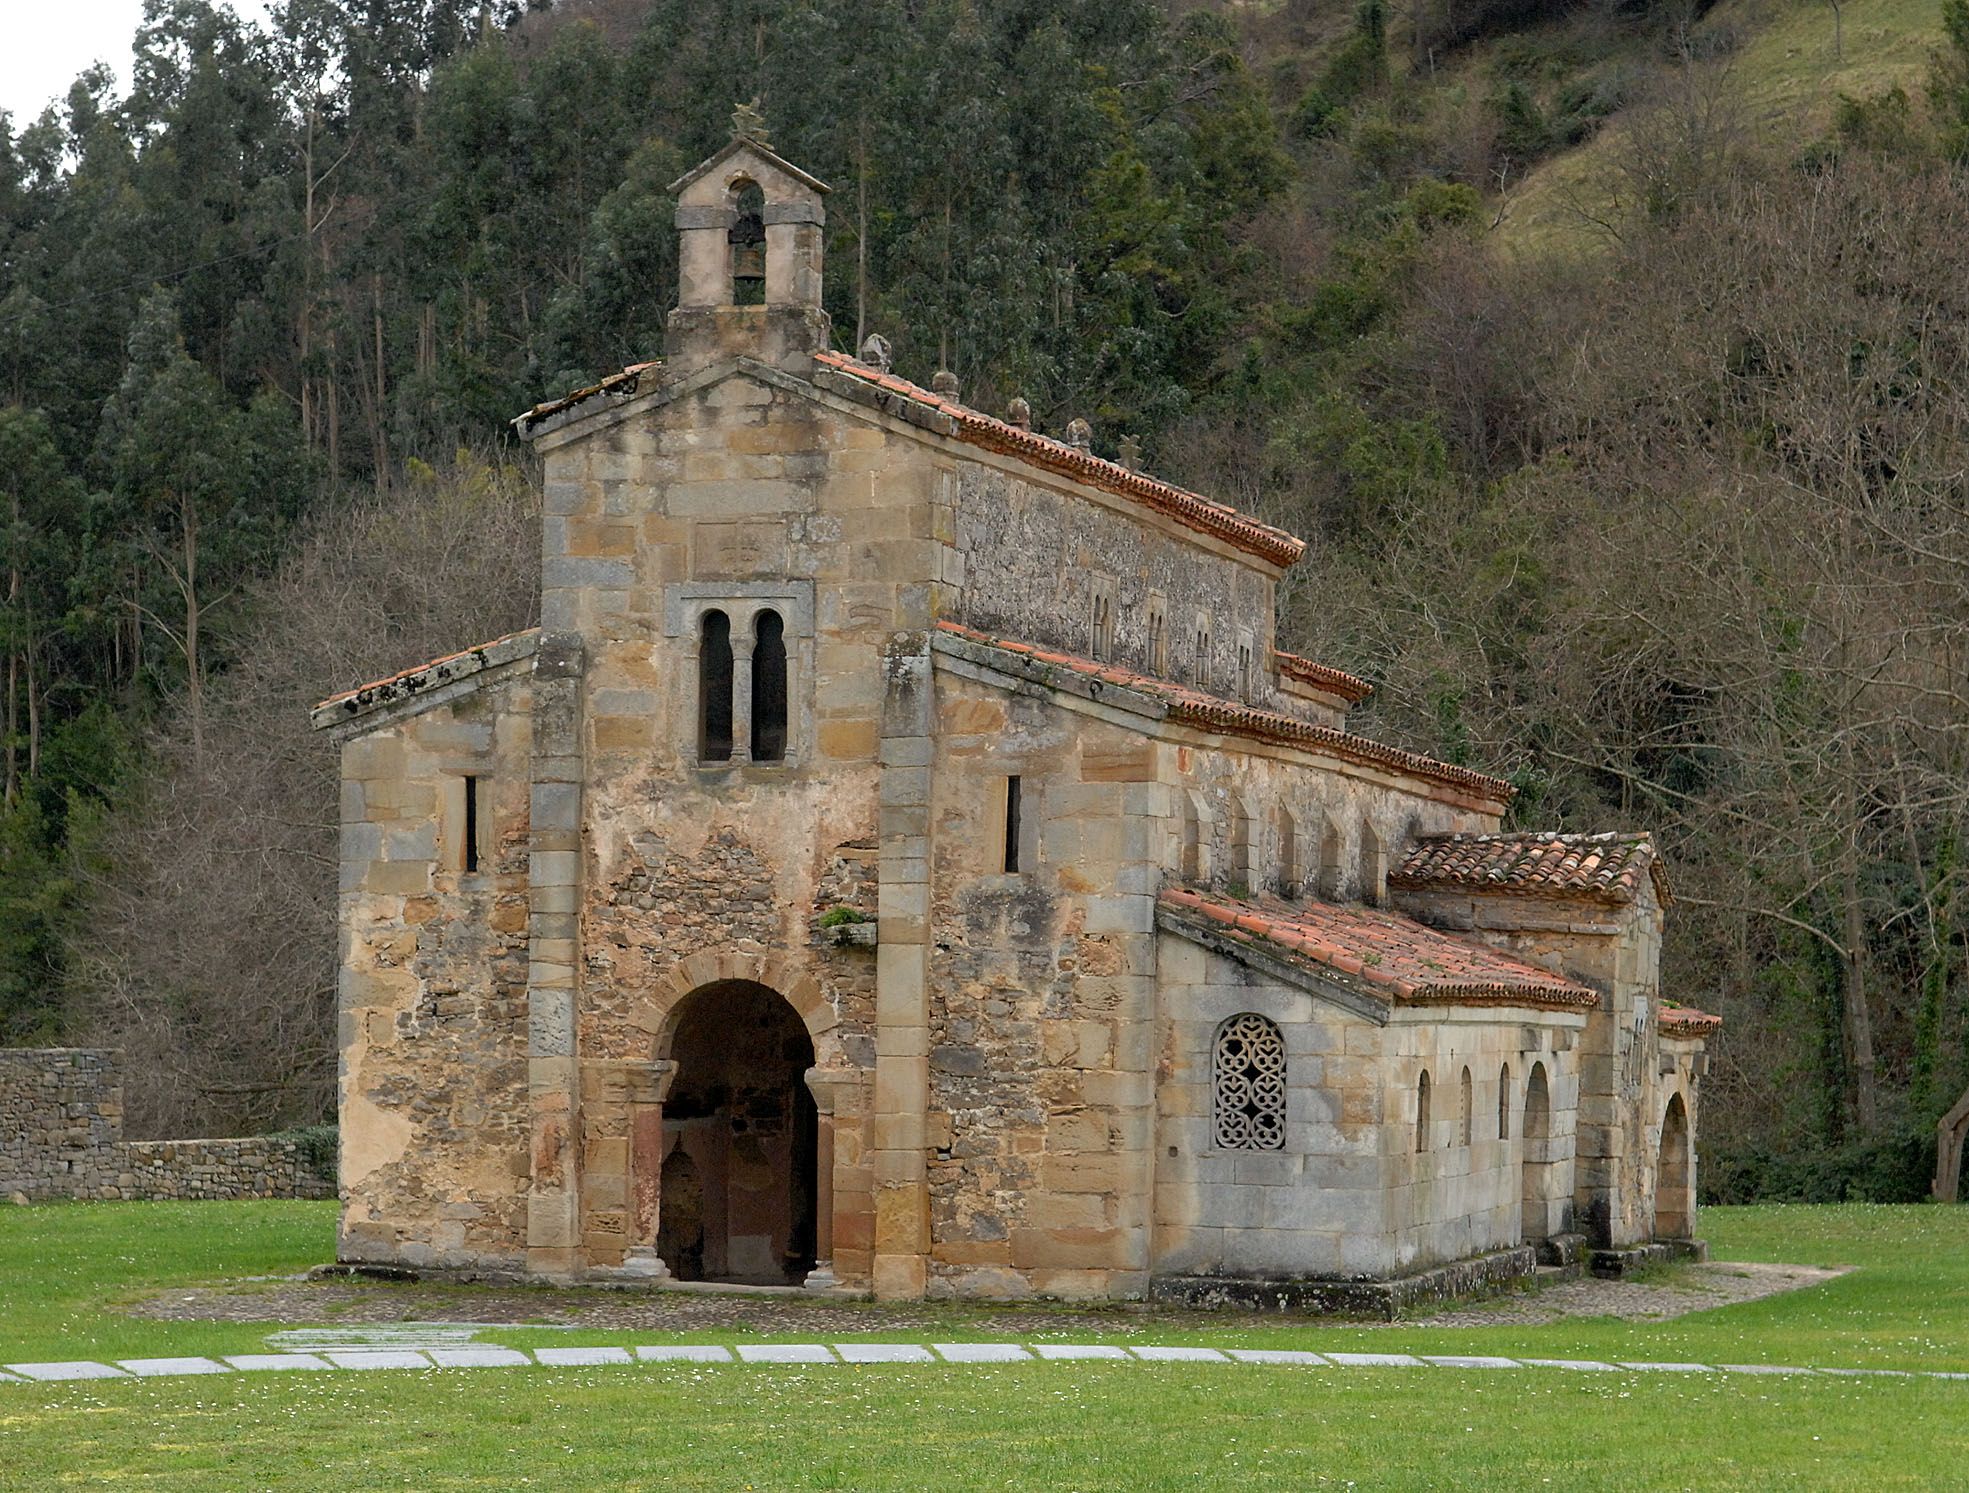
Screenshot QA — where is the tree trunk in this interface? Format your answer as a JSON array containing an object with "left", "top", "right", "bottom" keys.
[
  {"left": 181, "top": 491, "right": 203, "bottom": 769},
  {"left": 1839, "top": 816, "right": 1879, "bottom": 1132}
]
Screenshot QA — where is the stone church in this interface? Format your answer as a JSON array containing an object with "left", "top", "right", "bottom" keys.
[{"left": 312, "top": 117, "right": 1718, "bottom": 1308}]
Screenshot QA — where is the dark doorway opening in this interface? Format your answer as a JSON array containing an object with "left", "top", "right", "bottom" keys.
[{"left": 662, "top": 981, "right": 816, "bottom": 1284}]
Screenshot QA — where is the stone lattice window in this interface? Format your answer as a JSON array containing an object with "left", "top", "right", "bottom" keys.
[{"left": 1212, "top": 1014, "right": 1286, "bottom": 1152}]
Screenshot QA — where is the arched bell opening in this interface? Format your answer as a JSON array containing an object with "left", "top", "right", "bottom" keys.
[{"left": 661, "top": 980, "right": 817, "bottom": 1284}]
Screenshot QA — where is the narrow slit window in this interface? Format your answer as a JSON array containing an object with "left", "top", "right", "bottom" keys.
[
  {"left": 1146, "top": 594, "right": 1167, "bottom": 674},
  {"left": 462, "top": 775, "right": 480, "bottom": 874},
  {"left": 751, "top": 609, "right": 788, "bottom": 762},
  {"left": 1002, "top": 775, "right": 1022, "bottom": 873},
  {"left": 1416, "top": 1070, "right": 1432, "bottom": 1152},
  {"left": 699, "top": 609, "right": 734, "bottom": 762}
]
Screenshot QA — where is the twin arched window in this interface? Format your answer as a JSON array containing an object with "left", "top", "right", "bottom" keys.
[
  {"left": 698, "top": 607, "right": 788, "bottom": 763},
  {"left": 1213, "top": 1013, "right": 1285, "bottom": 1152}
]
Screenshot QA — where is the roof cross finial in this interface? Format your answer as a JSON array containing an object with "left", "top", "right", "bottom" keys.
[{"left": 732, "top": 98, "right": 770, "bottom": 147}]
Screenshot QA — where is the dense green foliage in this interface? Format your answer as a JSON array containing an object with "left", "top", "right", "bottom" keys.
[{"left": 2, "top": 0, "right": 1968, "bottom": 1183}]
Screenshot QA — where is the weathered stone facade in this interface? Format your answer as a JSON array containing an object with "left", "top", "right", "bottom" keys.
[
  {"left": 0, "top": 1049, "right": 333, "bottom": 1202},
  {"left": 314, "top": 120, "right": 1714, "bottom": 1304}
]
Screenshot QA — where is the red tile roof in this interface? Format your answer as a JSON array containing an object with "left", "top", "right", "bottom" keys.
[
  {"left": 812, "top": 352, "right": 1306, "bottom": 569},
  {"left": 1392, "top": 831, "right": 1670, "bottom": 907},
  {"left": 935, "top": 621, "right": 1513, "bottom": 805},
  {"left": 1660, "top": 1005, "right": 1723, "bottom": 1039},
  {"left": 310, "top": 628, "right": 540, "bottom": 728},
  {"left": 1159, "top": 888, "right": 1600, "bottom": 1011},
  {"left": 1275, "top": 650, "right": 1372, "bottom": 704}
]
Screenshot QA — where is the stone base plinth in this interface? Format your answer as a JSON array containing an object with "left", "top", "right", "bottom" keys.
[{"left": 1150, "top": 1245, "right": 1539, "bottom": 1322}]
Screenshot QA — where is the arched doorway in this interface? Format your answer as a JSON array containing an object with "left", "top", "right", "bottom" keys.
[
  {"left": 661, "top": 981, "right": 817, "bottom": 1284},
  {"left": 1656, "top": 1092, "right": 1693, "bottom": 1240},
  {"left": 1522, "top": 1062, "right": 1553, "bottom": 1245}
]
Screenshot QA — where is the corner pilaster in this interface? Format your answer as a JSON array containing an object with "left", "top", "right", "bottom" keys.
[
  {"left": 526, "top": 630, "right": 586, "bottom": 1278},
  {"left": 871, "top": 633, "right": 934, "bottom": 1299}
]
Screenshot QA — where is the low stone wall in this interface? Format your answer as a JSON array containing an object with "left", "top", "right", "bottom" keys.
[
  {"left": 119, "top": 1139, "right": 335, "bottom": 1201},
  {"left": 0, "top": 1048, "right": 333, "bottom": 1202}
]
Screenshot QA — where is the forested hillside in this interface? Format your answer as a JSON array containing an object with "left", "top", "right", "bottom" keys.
[{"left": 3, "top": 0, "right": 1967, "bottom": 1195}]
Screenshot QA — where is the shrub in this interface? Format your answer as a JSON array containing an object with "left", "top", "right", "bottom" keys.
[{"left": 1701, "top": 1127, "right": 1938, "bottom": 1205}]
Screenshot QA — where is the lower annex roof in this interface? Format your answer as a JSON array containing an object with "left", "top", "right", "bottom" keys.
[
  {"left": 935, "top": 621, "right": 1513, "bottom": 805},
  {"left": 1160, "top": 888, "right": 1601, "bottom": 1011}
]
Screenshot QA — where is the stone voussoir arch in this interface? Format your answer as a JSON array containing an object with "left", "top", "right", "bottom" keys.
[{"left": 636, "top": 947, "right": 841, "bottom": 1061}]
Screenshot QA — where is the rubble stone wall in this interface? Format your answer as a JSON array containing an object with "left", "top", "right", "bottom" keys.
[{"left": 0, "top": 1048, "right": 333, "bottom": 1202}]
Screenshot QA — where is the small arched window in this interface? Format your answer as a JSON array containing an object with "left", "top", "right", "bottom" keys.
[
  {"left": 1361, "top": 817, "right": 1387, "bottom": 905},
  {"left": 1179, "top": 791, "right": 1206, "bottom": 882},
  {"left": 698, "top": 609, "right": 734, "bottom": 762},
  {"left": 1460, "top": 1066, "right": 1474, "bottom": 1145},
  {"left": 751, "top": 608, "right": 788, "bottom": 762},
  {"left": 1317, "top": 816, "right": 1344, "bottom": 900},
  {"left": 1498, "top": 1063, "right": 1512, "bottom": 1140},
  {"left": 1213, "top": 1013, "right": 1286, "bottom": 1152},
  {"left": 1416, "top": 1070, "right": 1432, "bottom": 1152},
  {"left": 1273, "top": 806, "right": 1299, "bottom": 898},
  {"left": 1228, "top": 792, "right": 1255, "bottom": 893}
]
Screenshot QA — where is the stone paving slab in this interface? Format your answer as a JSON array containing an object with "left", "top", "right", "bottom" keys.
[
  {"left": 933, "top": 1343, "right": 1032, "bottom": 1363},
  {"left": 321, "top": 1350, "right": 433, "bottom": 1370},
  {"left": 736, "top": 1344, "right": 835, "bottom": 1363},
  {"left": 835, "top": 1344, "right": 935, "bottom": 1363},
  {"left": 119, "top": 1357, "right": 231, "bottom": 1377},
  {"left": 8, "top": 1361, "right": 130, "bottom": 1381},
  {"left": 636, "top": 1345, "right": 736, "bottom": 1363},
  {"left": 1326, "top": 1352, "right": 1424, "bottom": 1367},
  {"left": 537, "top": 1347, "right": 634, "bottom": 1367},
  {"left": 1228, "top": 1349, "right": 1327, "bottom": 1365},
  {"left": 428, "top": 1347, "right": 531, "bottom": 1368},
  {"left": 1, "top": 1341, "right": 1965, "bottom": 1385},
  {"left": 1034, "top": 1345, "right": 1132, "bottom": 1360},
  {"left": 1423, "top": 1355, "right": 1522, "bottom": 1369}
]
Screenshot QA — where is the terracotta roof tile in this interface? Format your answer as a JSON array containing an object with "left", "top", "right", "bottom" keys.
[
  {"left": 1159, "top": 888, "right": 1600, "bottom": 1011},
  {"left": 310, "top": 628, "right": 540, "bottom": 728},
  {"left": 813, "top": 352, "right": 1306, "bottom": 569},
  {"left": 935, "top": 621, "right": 1513, "bottom": 804},
  {"left": 1274, "top": 650, "right": 1372, "bottom": 703},
  {"left": 1660, "top": 1005, "right": 1723, "bottom": 1038},
  {"left": 1392, "top": 831, "right": 1671, "bottom": 907}
]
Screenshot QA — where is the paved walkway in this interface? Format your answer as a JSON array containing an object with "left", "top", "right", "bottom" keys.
[{"left": 3, "top": 1342, "right": 1964, "bottom": 1384}]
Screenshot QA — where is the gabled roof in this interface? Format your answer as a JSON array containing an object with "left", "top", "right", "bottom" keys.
[
  {"left": 1391, "top": 831, "right": 1671, "bottom": 907},
  {"left": 934, "top": 621, "right": 1514, "bottom": 805},
  {"left": 515, "top": 361, "right": 660, "bottom": 432},
  {"left": 310, "top": 629, "right": 540, "bottom": 732},
  {"left": 812, "top": 352, "right": 1305, "bottom": 569},
  {"left": 1158, "top": 888, "right": 1600, "bottom": 1011},
  {"left": 666, "top": 133, "right": 831, "bottom": 196},
  {"left": 1274, "top": 650, "right": 1372, "bottom": 704}
]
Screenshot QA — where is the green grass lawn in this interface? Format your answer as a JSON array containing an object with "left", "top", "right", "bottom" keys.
[{"left": 0, "top": 1201, "right": 1963, "bottom": 1489}]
